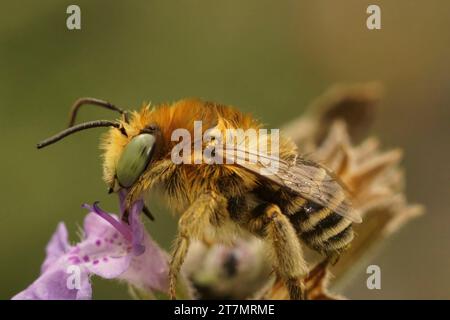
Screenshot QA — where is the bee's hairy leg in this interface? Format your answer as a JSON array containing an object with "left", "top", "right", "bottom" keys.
[
  {"left": 169, "top": 192, "right": 228, "bottom": 299},
  {"left": 142, "top": 205, "right": 155, "bottom": 221},
  {"left": 125, "top": 160, "right": 177, "bottom": 208},
  {"left": 169, "top": 234, "right": 190, "bottom": 299},
  {"left": 251, "top": 203, "right": 309, "bottom": 300},
  {"left": 325, "top": 251, "right": 341, "bottom": 266}
]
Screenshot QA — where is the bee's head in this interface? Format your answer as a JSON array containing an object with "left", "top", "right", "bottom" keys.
[{"left": 37, "top": 98, "right": 163, "bottom": 192}]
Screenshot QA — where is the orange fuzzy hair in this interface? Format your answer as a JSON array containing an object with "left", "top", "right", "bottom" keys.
[{"left": 100, "top": 98, "right": 267, "bottom": 187}]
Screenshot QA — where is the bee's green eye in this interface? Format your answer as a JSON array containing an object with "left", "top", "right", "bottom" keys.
[{"left": 116, "top": 134, "right": 156, "bottom": 188}]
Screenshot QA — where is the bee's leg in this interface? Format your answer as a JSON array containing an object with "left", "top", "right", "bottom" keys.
[
  {"left": 325, "top": 251, "right": 341, "bottom": 265},
  {"left": 169, "top": 234, "right": 190, "bottom": 299},
  {"left": 250, "top": 203, "right": 309, "bottom": 300},
  {"left": 142, "top": 205, "right": 155, "bottom": 221},
  {"left": 108, "top": 178, "right": 116, "bottom": 194},
  {"left": 169, "top": 192, "right": 228, "bottom": 299},
  {"left": 125, "top": 160, "right": 177, "bottom": 208}
]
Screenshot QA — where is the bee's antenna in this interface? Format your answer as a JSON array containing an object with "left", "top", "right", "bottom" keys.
[
  {"left": 68, "top": 97, "right": 128, "bottom": 127},
  {"left": 37, "top": 120, "right": 126, "bottom": 149}
]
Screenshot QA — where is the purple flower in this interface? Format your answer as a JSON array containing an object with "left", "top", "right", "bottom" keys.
[{"left": 12, "top": 193, "right": 169, "bottom": 300}]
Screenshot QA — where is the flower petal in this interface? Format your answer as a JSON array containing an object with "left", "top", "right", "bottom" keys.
[
  {"left": 82, "top": 202, "right": 132, "bottom": 241},
  {"left": 14, "top": 196, "right": 171, "bottom": 299},
  {"left": 129, "top": 200, "right": 145, "bottom": 256},
  {"left": 118, "top": 189, "right": 127, "bottom": 217},
  {"left": 41, "top": 223, "right": 71, "bottom": 273},
  {"left": 12, "top": 263, "right": 92, "bottom": 300},
  {"left": 13, "top": 224, "right": 92, "bottom": 300},
  {"left": 119, "top": 230, "right": 169, "bottom": 294},
  {"left": 77, "top": 212, "right": 133, "bottom": 278}
]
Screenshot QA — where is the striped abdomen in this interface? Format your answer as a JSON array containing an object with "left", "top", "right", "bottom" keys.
[
  {"left": 287, "top": 197, "right": 353, "bottom": 255},
  {"left": 227, "top": 183, "right": 353, "bottom": 256},
  {"left": 250, "top": 184, "right": 354, "bottom": 256}
]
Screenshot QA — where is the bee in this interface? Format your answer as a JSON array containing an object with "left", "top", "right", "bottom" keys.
[{"left": 37, "top": 97, "right": 361, "bottom": 300}]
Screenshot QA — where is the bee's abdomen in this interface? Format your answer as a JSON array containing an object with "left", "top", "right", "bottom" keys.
[
  {"left": 241, "top": 185, "right": 353, "bottom": 255},
  {"left": 288, "top": 201, "right": 353, "bottom": 255}
]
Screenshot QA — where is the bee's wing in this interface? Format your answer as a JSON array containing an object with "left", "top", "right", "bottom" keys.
[
  {"left": 220, "top": 146, "right": 362, "bottom": 223},
  {"left": 278, "top": 158, "right": 362, "bottom": 223}
]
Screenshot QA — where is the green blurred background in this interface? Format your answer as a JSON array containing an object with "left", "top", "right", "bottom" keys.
[{"left": 1, "top": 1, "right": 449, "bottom": 299}]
